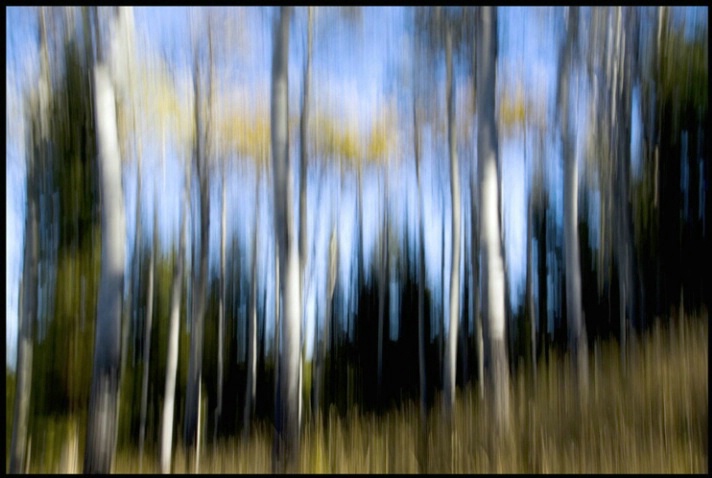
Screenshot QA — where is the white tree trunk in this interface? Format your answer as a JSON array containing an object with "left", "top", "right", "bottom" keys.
[
  {"left": 272, "top": 241, "right": 281, "bottom": 462},
  {"left": 614, "top": 7, "right": 635, "bottom": 370},
  {"left": 443, "top": 27, "right": 461, "bottom": 418},
  {"left": 215, "top": 168, "right": 226, "bottom": 442},
  {"left": 414, "top": 97, "right": 427, "bottom": 426},
  {"left": 298, "top": 6, "right": 313, "bottom": 431},
  {"left": 313, "top": 225, "right": 337, "bottom": 416},
  {"left": 299, "top": 5, "right": 313, "bottom": 336},
  {"left": 476, "top": 6, "right": 510, "bottom": 434},
  {"left": 471, "top": 154, "right": 484, "bottom": 400},
  {"left": 243, "top": 177, "right": 260, "bottom": 438},
  {"left": 138, "top": 196, "right": 156, "bottom": 471},
  {"left": 84, "top": 63, "right": 126, "bottom": 474},
  {"left": 184, "top": 43, "right": 211, "bottom": 459},
  {"left": 558, "top": 7, "right": 589, "bottom": 386},
  {"left": 160, "top": 145, "right": 189, "bottom": 474},
  {"left": 271, "top": 6, "right": 301, "bottom": 468}
]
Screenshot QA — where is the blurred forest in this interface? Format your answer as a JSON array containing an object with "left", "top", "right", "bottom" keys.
[{"left": 5, "top": 6, "right": 709, "bottom": 473}]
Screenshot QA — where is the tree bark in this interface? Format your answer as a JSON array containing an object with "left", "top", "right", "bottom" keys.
[
  {"left": 272, "top": 242, "right": 281, "bottom": 461},
  {"left": 10, "top": 114, "right": 39, "bottom": 476},
  {"left": 476, "top": 6, "right": 510, "bottom": 435},
  {"left": 525, "top": 184, "right": 537, "bottom": 385},
  {"left": 440, "top": 206, "right": 446, "bottom": 387},
  {"left": 271, "top": 7, "right": 301, "bottom": 470},
  {"left": 9, "top": 9, "right": 49, "bottom": 472},
  {"left": 243, "top": 174, "right": 260, "bottom": 439},
  {"left": 138, "top": 187, "right": 156, "bottom": 471},
  {"left": 470, "top": 147, "right": 484, "bottom": 400},
  {"left": 299, "top": 7, "right": 312, "bottom": 298},
  {"left": 377, "top": 193, "right": 387, "bottom": 403},
  {"left": 443, "top": 26, "right": 461, "bottom": 419},
  {"left": 558, "top": 7, "right": 589, "bottom": 387},
  {"left": 215, "top": 164, "right": 226, "bottom": 442},
  {"left": 160, "top": 142, "right": 189, "bottom": 474},
  {"left": 298, "top": 7, "right": 313, "bottom": 430},
  {"left": 613, "top": 7, "right": 636, "bottom": 370},
  {"left": 535, "top": 171, "right": 548, "bottom": 363},
  {"left": 84, "top": 62, "right": 126, "bottom": 474},
  {"left": 414, "top": 95, "right": 428, "bottom": 427},
  {"left": 184, "top": 40, "right": 211, "bottom": 460},
  {"left": 313, "top": 225, "right": 337, "bottom": 417}
]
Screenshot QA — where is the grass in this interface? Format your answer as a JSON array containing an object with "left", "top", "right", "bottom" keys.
[{"left": 16, "top": 313, "right": 709, "bottom": 473}]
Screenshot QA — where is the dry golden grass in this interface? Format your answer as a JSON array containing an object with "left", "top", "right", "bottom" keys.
[{"left": 21, "top": 314, "right": 709, "bottom": 474}]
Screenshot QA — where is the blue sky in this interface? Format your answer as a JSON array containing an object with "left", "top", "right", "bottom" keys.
[
  {"left": 9, "top": 7, "right": 700, "bottom": 369},
  {"left": 2, "top": 6, "right": 556, "bottom": 367}
]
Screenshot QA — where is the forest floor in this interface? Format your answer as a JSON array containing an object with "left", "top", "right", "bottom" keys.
[{"left": 12, "top": 312, "right": 709, "bottom": 473}]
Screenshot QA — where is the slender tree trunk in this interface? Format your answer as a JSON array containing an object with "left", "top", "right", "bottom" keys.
[
  {"left": 271, "top": 7, "right": 301, "bottom": 470},
  {"left": 298, "top": 7, "right": 313, "bottom": 430},
  {"left": 84, "top": 62, "right": 126, "bottom": 474},
  {"left": 298, "top": 11, "right": 311, "bottom": 335},
  {"left": 272, "top": 241, "right": 281, "bottom": 460},
  {"left": 357, "top": 165, "right": 365, "bottom": 295},
  {"left": 10, "top": 244, "right": 34, "bottom": 476},
  {"left": 260, "top": 275, "right": 268, "bottom": 392},
  {"left": 113, "top": 6, "right": 132, "bottom": 391},
  {"left": 443, "top": 26, "right": 461, "bottom": 419},
  {"left": 10, "top": 124, "right": 39, "bottom": 476},
  {"left": 160, "top": 145, "right": 189, "bottom": 474},
  {"left": 215, "top": 166, "right": 226, "bottom": 442},
  {"left": 377, "top": 164, "right": 389, "bottom": 404},
  {"left": 131, "top": 120, "right": 143, "bottom": 373},
  {"left": 477, "top": 6, "right": 510, "bottom": 435},
  {"left": 243, "top": 174, "right": 260, "bottom": 439},
  {"left": 522, "top": 120, "right": 537, "bottom": 386},
  {"left": 314, "top": 225, "right": 337, "bottom": 418},
  {"left": 138, "top": 187, "right": 156, "bottom": 471},
  {"left": 414, "top": 97, "right": 428, "bottom": 427},
  {"left": 282, "top": 228, "right": 301, "bottom": 464},
  {"left": 467, "top": 228, "right": 475, "bottom": 392},
  {"left": 440, "top": 207, "right": 445, "bottom": 387},
  {"left": 10, "top": 9, "right": 48, "bottom": 472},
  {"left": 460, "top": 213, "right": 469, "bottom": 386},
  {"left": 470, "top": 153, "right": 484, "bottom": 400},
  {"left": 557, "top": 7, "right": 589, "bottom": 388},
  {"left": 613, "top": 7, "right": 636, "bottom": 370},
  {"left": 311, "top": 288, "right": 319, "bottom": 418},
  {"left": 536, "top": 188, "right": 548, "bottom": 361},
  {"left": 184, "top": 41, "right": 210, "bottom": 461},
  {"left": 525, "top": 188, "right": 537, "bottom": 385}
]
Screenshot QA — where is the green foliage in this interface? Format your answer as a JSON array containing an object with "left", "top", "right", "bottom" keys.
[
  {"left": 658, "top": 16, "right": 708, "bottom": 123},
  {"left": 636, "top": 9, "right": 709, "bottom": 316},
  {"left": 29, "top": 27, "right": 101, "bottom": 425},
  {"left": 51, "top": 36, "right": 100, "bottom": 254}
]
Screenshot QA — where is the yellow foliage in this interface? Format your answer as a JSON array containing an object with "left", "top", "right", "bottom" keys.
[
  {"left": 310, "top": 98, "right": 399, "bottom": 172},
  {"left": 220, "top": 109, "right": 271, "bottom": 166},
  {"left": 499, "top": 84, "right": 527, "bottom": 134},
  {"left": 311, "top": 111, "right": 362, "bottom": 165},
  {"left": 365, "top": 100, "right": 399, "bottom": 166}
]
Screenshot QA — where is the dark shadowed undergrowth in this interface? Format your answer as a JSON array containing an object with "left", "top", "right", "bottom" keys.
[{"left": 13, "top": 313, "right": 708, "bottom": 473}]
